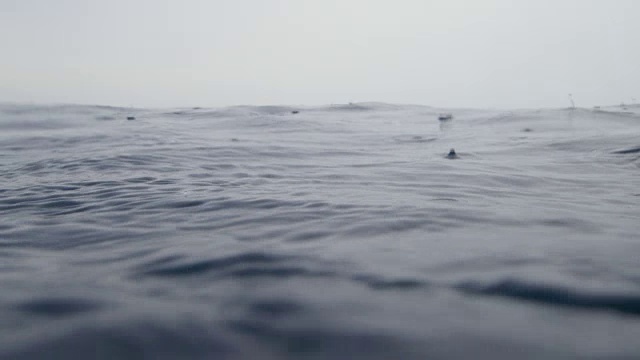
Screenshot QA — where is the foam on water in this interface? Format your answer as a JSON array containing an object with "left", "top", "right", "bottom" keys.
[{"left": 1, "top": 102, "right": 639, "bottom": 359}]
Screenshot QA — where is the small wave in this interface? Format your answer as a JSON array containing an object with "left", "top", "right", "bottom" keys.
[
  {"left": 95, "top": 115, "right": 116, "bottom": 121},
  {"left": 242, "top": 105, "right": 297, "bottom": 115},
  {"left": 351, "top": 274, "right": 429, "bottom": 291},
  {"left": 456, "top": 278, "right": 640, "bottom": 316},
  {"left": 393, "top": 135, "right": 437, "bottom": 144},
  {"left": 229, "top": 266, "right": 334, "bottom": 279},
  {"left": 134, "top": 251, "right": 339, "bottom": 282},
  {"left": 2, "top": 321, "right": 237, "bottom": 360},
  {"left": 612, "top": 146, "right": 640, "bottom": 154},
  {"left": 248, "top": 299, "right": 304, "bottom": 318},
  {"left": 14, "top": 297, "right": 102, "bottom": 317},
  {"left": 136, "top": 252, "right": 290, "bottom": 278},
  {"left": 226, "top": 321, "right": 414, "bottom": 358},
  {"left": 285, "top": 230, "right": 332, "bottom": 242},
  {"left": 322, "top": 102, "right": 405, "bottom": 112},
  {"left": 536, "top": 218, "right": 601, "bottom": 232},
  {"left": 325, "top": 103, "right": 374, "bottom": 112}
]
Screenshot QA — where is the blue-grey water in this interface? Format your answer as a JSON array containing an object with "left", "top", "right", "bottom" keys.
[{"left": 1, "top": 102, "right": 639, "bottom": 359}]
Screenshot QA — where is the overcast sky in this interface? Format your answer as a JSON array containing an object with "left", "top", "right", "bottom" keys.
[{"left": 1, "top": 0, "right": 638, "bottom": 108}]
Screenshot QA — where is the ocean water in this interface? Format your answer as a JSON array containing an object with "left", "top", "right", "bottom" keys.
[{"left": 0, "top": 102, "right": 639, "bottom": 359}]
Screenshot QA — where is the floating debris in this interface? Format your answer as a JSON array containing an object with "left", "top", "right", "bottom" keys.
[
  {"left": 126, "top": 116, "right": 136, "bottom": 120},
  {"left": 438, "top": 113, "right": 453, "bottom": 121}
]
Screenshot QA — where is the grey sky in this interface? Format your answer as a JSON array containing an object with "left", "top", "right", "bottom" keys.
[{"left": 1, "top": 0, "right": 638, "bottom": 108}]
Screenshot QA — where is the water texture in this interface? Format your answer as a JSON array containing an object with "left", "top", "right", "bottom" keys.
[{"left": 1, "top": 102, "right": 639, "bottom": 359}]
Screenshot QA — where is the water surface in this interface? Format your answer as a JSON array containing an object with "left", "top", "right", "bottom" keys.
[{"left": 1, "top": 102, "right": 639, "bottom": 359}]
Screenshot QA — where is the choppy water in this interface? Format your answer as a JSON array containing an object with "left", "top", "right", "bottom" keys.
[{"left": 1, "top": 102, "right": 639, "bottom": 359}]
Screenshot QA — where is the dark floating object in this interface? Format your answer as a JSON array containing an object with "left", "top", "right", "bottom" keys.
[
  {"left": 523, "top": 128, "right": 533, "bottom": 132},
  {"left": 438, "top": 113, "right": 453, "bottom": 121},
  {"left": 291, "top": 110, "right": 299, "bottom": 114},
  {"left": 231, "top": 138, "right": 239, "bottom": 142},
  {"left": 126, "top": 116, "right": 136, "bottom": 120},
  {"left": 446, "top": 148, "right": 458, "bottom": 159}
]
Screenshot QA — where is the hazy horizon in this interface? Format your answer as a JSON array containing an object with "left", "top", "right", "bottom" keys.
[{"left": 2, "top": 0, "right": 638, "bottom": 109}]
